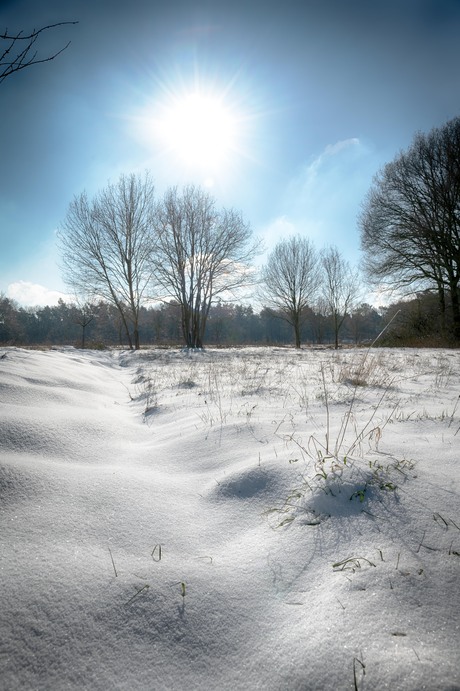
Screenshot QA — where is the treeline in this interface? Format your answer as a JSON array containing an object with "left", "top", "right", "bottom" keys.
[{"left": 0, "top": 290, "right": 453, "bottom": 348}]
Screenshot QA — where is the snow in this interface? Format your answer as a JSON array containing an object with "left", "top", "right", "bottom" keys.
[{"left": 1, "top": 345, "right": 459, "bottom": 691}]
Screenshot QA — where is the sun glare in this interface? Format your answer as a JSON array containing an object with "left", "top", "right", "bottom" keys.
[
  {"left": 129, "top": 73, "right": 264, "bottom": 185},
  {"left": 155, "top": 91, "right": 239, "bottom": 171}
]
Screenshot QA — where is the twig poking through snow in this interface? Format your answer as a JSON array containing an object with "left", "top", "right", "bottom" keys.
[
  {"left": 448, "top": 395, "right": 459, "bottom": 428},
  {"left": 353, "top": 656, "right": 365, "bottom": 691},
  {"left": 416, "top": 530, "right": 426, "bottom": 553},
  {"left": 109, "top": 548, "right": 118, "bottom": 577},
  {"left": 125, "top": 584, "right": 149, "bottom": 606},
  {"left": 151, "top": 544, "right": 162, "bottom": 561}
]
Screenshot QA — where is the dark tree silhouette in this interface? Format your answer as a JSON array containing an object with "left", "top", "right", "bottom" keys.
[
  {"left": 0, "top": 22, "right": 78, "bottom": 84},
  {"left": 360, "top": 117, "right": 460, "bottom": 340},
  {"left": 72, "top": 303, "right": 95, "bottom": 349}
]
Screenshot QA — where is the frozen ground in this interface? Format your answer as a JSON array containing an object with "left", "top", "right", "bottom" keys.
[{"left": 1, "top": 345, "right": 459, "bottom": 690}]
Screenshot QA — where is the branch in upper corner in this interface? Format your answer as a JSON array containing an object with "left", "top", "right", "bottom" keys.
[{"left": 0, "top": 21, "right": 78, "bottom": 84}]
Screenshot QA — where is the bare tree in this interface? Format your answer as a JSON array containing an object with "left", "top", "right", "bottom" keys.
[
  {"left": 320, "top": 246, "right": 361, "bottom": 349},
  {"left": 152, "top": 185, "right": 258, "bottom": 348},
  {"left": 360, "top": 117, "right": 460, "bottom": 340},
  {"left": 58, "top": 172, "right": 156, "bottom": 350},
  {"left": 260, "top": 235, "right": 320, "bottom": 348},
  {"left": 0, "top": 22, "right": 78, "bottom": 84},
  {"left": 71, "top": 302, "right": 95, "bottom": 349}
]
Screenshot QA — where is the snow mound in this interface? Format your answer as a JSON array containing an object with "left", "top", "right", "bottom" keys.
[{"left": 212, "top": 466, "right": 276, "bottom": 500}]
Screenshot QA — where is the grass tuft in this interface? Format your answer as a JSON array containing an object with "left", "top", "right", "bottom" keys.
[{"left": 332, "top": 556, "right": 376, "bottom": 572}]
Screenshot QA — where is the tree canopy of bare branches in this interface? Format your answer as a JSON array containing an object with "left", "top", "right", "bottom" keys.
[
  {"left": 58, "top": 172, "right": 156, "bottom": 349},
  {"left": 260, "top": 235, "right": 320, "bottom": 348},
  {"left": 360, "top": 117, "right": 460, "bottom": 340},
  {"left": 0, "top": 22, "right": 78, "bottom": 84},
  {"left": 321, "top": 246, "right": 361, "bottom": 349},
  {"left": 152, "top": 185, "right": 258, "bottom": 348}
]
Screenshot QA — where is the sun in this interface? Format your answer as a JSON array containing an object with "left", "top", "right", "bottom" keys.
[
  {"left": 155, "top": 90, "right": 239, "bottom": 171},
  {"left": 129, "top": 74, "right": 262, "bottom": 184}
]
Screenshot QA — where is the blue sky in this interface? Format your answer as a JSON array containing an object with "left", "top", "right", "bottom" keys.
[{"left": 1, "top": 0, "right": 460, "bottom": 306}]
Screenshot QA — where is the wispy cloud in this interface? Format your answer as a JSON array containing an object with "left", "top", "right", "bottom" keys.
[{"left": 259, "top": 138, "right": 379, "bottom": 264}]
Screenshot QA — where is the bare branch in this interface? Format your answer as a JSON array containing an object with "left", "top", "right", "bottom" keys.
[
  {"left": 359, "top": 116, "right": 460, "bottom": 340},
  {"left": 151, "top": 185, "right": 258, "bottom": 348},
  {"left": 320, "top": 246, "right": 362, "bottom": 349},
  {"left": 58, "top": 172, "right": 156, "bottom": 350},
  {"left": 0, "top": 22, "right": 78, "bottom": 84},
  {"left": 260, "top": 235, "right": 320, "bottom": 348}
]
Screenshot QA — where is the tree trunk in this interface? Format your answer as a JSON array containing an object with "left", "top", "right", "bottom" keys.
[
  {"left": 291, "top": 309, "right": 301, "bottom": 348},
  {"left": 334, "top": 312, "right": 339, "bottom": 349},
  {"left": 450, "top": 280, "right": 460, "bottom": 341},
  {"left": 181, "top": 304, "right": 192, "bottom": 348},
  {"left": 123, "top": 321, "right": 133, "bottom": 349},
  {"left": 294, "top": 322, "right": 301, "bottom": 349},
  {"left": 437, "top": 284, "right": 446, "bottom": 335}
]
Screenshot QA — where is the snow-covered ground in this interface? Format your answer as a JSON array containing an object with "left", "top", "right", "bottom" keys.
[{"left": 1, "top": 345, "right": 459, "bottom": 691}]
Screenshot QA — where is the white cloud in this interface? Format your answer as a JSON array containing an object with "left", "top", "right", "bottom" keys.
[
  {"left": 7, "top": 281, "right": 69, "bottom": 307},
  {"left": 288, "top": 137, "right": 363, "bottom": 199},
  {"left": 323, "top": 137, "right": 360, "bottom": 157}
]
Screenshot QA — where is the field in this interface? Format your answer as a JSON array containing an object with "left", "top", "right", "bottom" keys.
[{"left": 1, "top": 345, "right": 459, "bottom": 690}]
